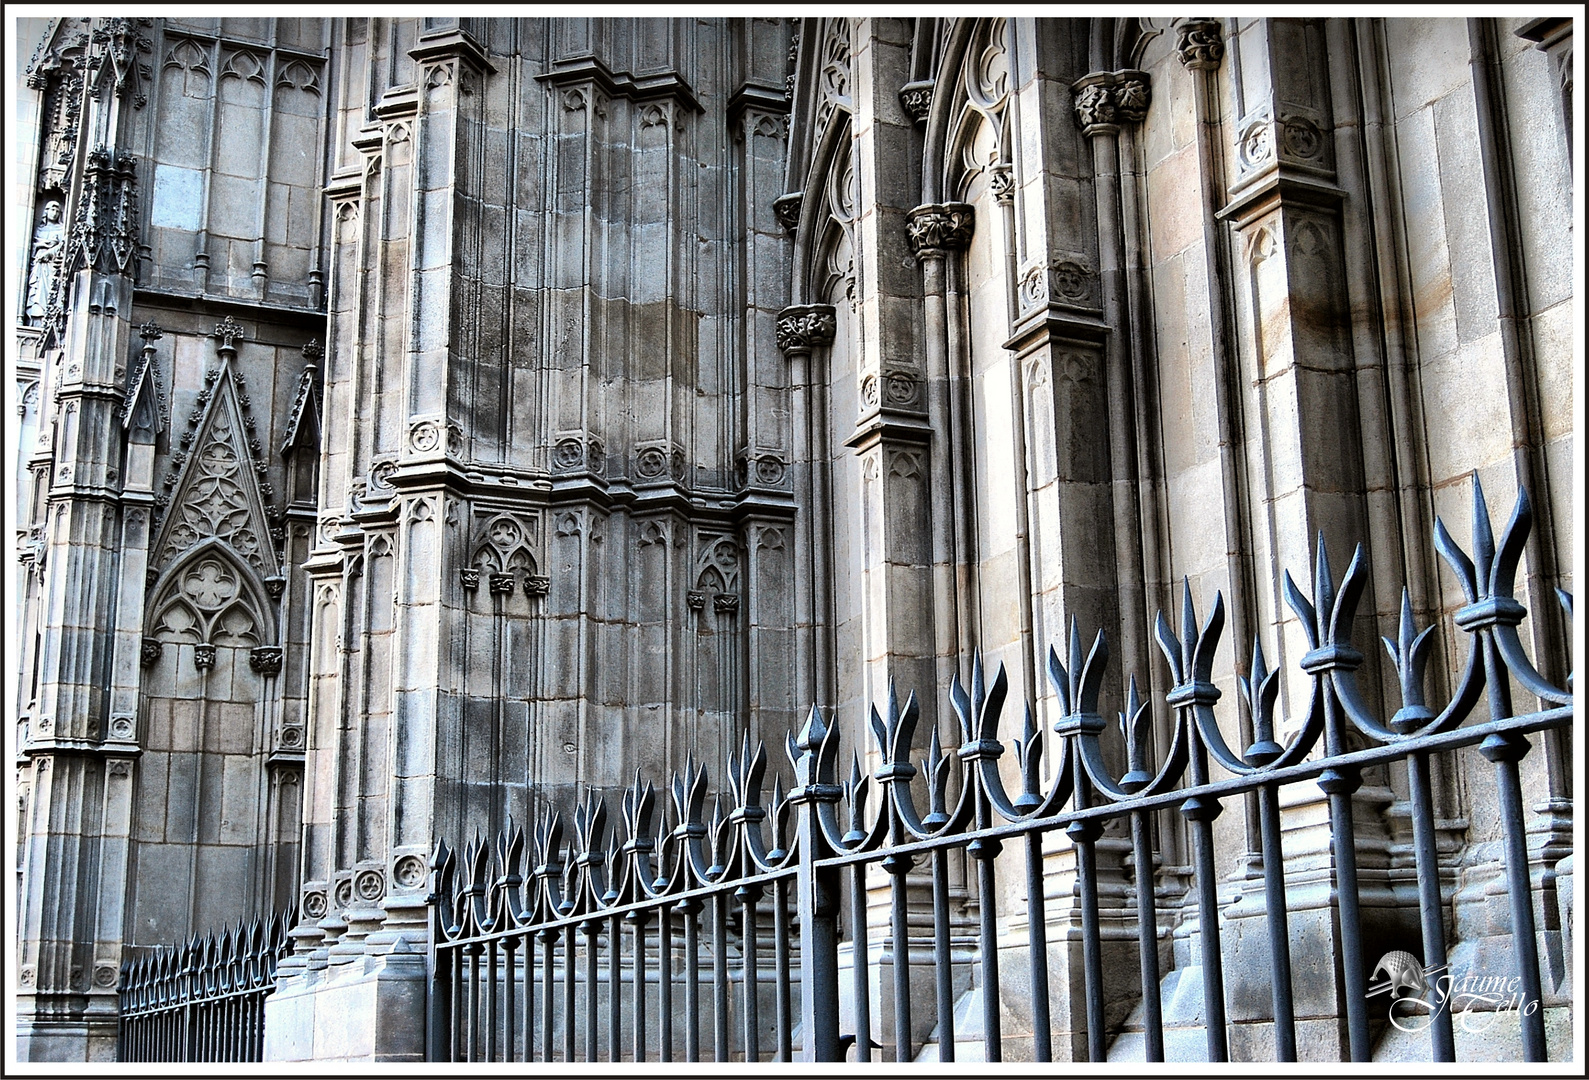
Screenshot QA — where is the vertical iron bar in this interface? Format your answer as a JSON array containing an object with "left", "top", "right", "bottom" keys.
[
  {"left": 562, "top": 925, "right": 576, "bottom": 1062},
  {"left": 972, "top": 842, "right": 1002, "bottom": 1062},
  {"left": 451, "top": 945, "right": 463, "bottom": 1061},
  {"left": 631, "top": 911, "right": 648, "bottom": 1063},
  {"left": 541, "top": 929, "right": 556, "bottom": 1062},
  {"left": 1024, "top": 831, "right": 1051, "bottom": 1062},
  {"left": 1070, "top": 742, "right": 1108, "bottom": 1064},
  {"left": 887, "top": 862, "right": 913, "bottom": 1061},
  {"left": 1129, "top": 809, "right": 1165, "bottom": 1061},
  {"left": 792, "top": 750, "right": 843, "bottom": 1063},
  {"left": 1484, "top": 733, "right": 1548, "bottom": 1060},
  {"left": 849, "top": 863, "right": 872, "bottom": 1061},
  {"left": 520, "top": 932, "right": 533, "bottom": 1061},
  {"left": 1072, "top": 823, "right": 1107, "bottom": 1061},
  {"left": 608, "top": 912, "right": 621, "bottom": 1062},
  {"left": 741, "top": 887, "right": 761, "bottom": 1063},
  {"left": 583, "top": 921, "right": 599, "bottom": 1062},
  {"left": 503, "top": 937, "right": 517, "bottom": 1062},
  {"left": 712, "top": 893, "right": 730, "bottom": 1061},
  {"left": 683, "top": 898, "right": 701, "bottom": 1062},
  {"left": 430, "top": 939, "right": 452, "bottom": 1062},
  {"left": 773, "top": 878, "right": 792, "bottom": 1061},
  {"left": 1478, "top": 629, "right": 1547, "bottom": 1060},
  {"left": 1405, "top": 752, "right": 1455, "bottom": 1060},
  {"left": 1319, "top": 690, "right": 1370, "bottom": 1060},
  {"left": 659, "top": 904, "right": 674, "bottom": 1062},
  {"left": 932, "top": 848, "right": 957, "bottom": 1061},
  {"left": 1257, "top": 782, "right": 1297, "bottom": 1060},
  {"left": 487, "top": 938, "right": 499, "bottom": 1061},
  {"left": 1185, "top": 727, "right": 1229, "bottom": 1062},
  {"left": 466, "top": 944, "right": 480, "bottom": 1062}
]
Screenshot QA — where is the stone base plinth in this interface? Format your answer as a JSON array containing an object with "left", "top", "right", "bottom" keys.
[{"left": 263, "top": 947, "right": 428, "bottom": 1061}]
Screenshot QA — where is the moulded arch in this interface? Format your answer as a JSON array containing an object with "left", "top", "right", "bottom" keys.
[{"left": 147, "top": 536, "right": 276, "bottom": 646}]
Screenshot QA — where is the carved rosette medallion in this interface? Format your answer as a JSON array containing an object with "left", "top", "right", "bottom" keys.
[
  {"left": 393, "top": 855, "right": 427, "bottom": 890},
  {"left": 906, "top": 203, "right": 974, "bottom": 258},
  {"left": 774, "top": 305, "right": 837, "bottom": 356},
  {"left": 301, "top": 889, "right": 328, "bottom": 919},
  {"left": 353, "top": 868, "right": 384, "bottom": 903}
]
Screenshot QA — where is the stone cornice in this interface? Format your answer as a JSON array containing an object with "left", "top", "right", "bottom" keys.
[
  {"left": 728, "top": 81, "right": 790, "bottom": 122},
  {"left": 537, "top": 54, "right": 703, "bottom": 114},
  {"left": 1002, "top": 304, "right": 1110, "bottom": 359},
  {"left": 844, "top": 414, "right": 934, "bottom": 450},
  {"left": 132, "top": 287, "right": 328, "bottom": 329},
  {"left": 1217, "top": 171, "right": 1347, "bottom": 229},
  {"left": 409, "top": 26, "right": 496, "bottom": 75}
]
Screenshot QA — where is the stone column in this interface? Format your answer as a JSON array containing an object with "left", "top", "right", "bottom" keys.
[
  {"left": 17, "top": 19, "right": 149, "bottom": 1060},
  {"left": 906, "top": 202, "right": 976, "bottom": 702},
  {"left": 1070, "top": 66, "right": 1156, "bottom": 728},
  {"left": 776, "top": 304, "right": 837, "bottom": 709},
  {"left": 1212, "top": 19, "right": 1406, "bottom": 1059},
  {"left": 265, "top": 20, "right": 493, "bottom": 1063}
]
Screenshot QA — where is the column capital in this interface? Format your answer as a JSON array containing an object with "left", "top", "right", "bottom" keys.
[
  {"left": 1175, "top": 19, "right": 1225, "bottom": 71},
  {"left": 1071, "top": 70, "right": 1151, "bottom": 136},
  {"left": 775, "top": 304, "right": 837, "bottom": 355},
  {"left": 905, "top": 202, "right": 974, "bottom": 258},
  {"left": 898, "top": 79, "right": 934, "bottom": 125}
]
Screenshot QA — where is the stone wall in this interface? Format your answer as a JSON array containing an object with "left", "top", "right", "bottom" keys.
[{"left": 11, "top": 16, "right": 1574, "bottom": 1062}]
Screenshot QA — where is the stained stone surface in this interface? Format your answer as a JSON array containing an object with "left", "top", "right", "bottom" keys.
[{"left": 12, "top": 16, "right": 1574, "bottom": 1062}]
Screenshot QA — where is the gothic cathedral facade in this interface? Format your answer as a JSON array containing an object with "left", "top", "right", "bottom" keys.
[{"left": 12, "top": 17, "right": 1575, "bottom": 1061}]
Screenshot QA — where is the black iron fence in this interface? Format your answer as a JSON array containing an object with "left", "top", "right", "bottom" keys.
[
  {"left": 429, "top": 477, "right": 1573, "bottom": 1062},
  {"left": 117, "top": 908, "right": 294, "bottom": 1061}
]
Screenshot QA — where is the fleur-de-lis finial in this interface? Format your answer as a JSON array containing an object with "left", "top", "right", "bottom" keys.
[
  {"left": 214, "top": 315, "right": 246, "bottom": 355},
  {"left": 1118, "top": 676, "right": 1154, "bottom": 789},
  {"left": 1381, "top": 589, "right": 1437, "bottom": 733},
  {"left": 843, "top": 751, "right": 870, "bottom": 846},
  {"left": 869, "top": 678, "right": 920, "bottom": 783},
  {"left": 1011, "top": 702, "right": 1045, "bottom": 810},
  {"left": 1048, "top": 615, "right": 1109, "bottom": 735},
  {"left": 1239, "top": 637, "right": 1284, "bottom": 762}
]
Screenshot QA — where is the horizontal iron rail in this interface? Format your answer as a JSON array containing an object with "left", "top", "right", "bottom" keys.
[
  {"left": 436, "top": 863, "right": 799, "bottom": 948},
  {"left": 120, "top": 984, "right": 271, "bottom": 1013},
  {"left": 811, "top": 706, "right": 1570, "bottom": 869}
]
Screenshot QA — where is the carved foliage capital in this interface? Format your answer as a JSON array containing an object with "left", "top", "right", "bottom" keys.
[
  {"left": 899, "top": 79, "right": 934, "bottom": 124},
  {"left": 1072, "top": 71, "right": 1151, "bottom": 134},
  {"left": 775, "top": 305, "right": 837, "bottom": 354},
  {"left": 1175, "top": 19, "right": 1225, "bottom": 71},
  {"left": 906, "top": 202, "right": 974, "bottom": 257}
]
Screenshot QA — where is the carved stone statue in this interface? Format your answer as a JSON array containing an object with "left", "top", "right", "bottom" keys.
[{"left": 25, "top": 200, "right": 66, "bottom": 319}]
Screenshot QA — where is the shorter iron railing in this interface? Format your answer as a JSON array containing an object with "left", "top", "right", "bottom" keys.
[
  {"left": 117, "top": 908, "right": 294, "bottom": 1061},
  {"left": 427, "top": 475, "right": 1574, "bottom": 1063}
]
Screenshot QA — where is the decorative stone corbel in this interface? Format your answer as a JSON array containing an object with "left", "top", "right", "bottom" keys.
[
  {"left": 1071, "top": 71, "right": 1151, "bottom": 136},
  {"left": 898, "top": 79, "right": 933, "bottom": 125},
  {"left": 774, "top": 305, "right": 837, "bottom": 356},
  {"left": 905, "top": 203, "right": 974, "bottom": 259},
  {"left": 1175, "top": 18, "right": 1225, "bottom": 71}
]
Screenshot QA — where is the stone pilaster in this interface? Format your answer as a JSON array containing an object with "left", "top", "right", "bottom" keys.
[
  {"left": 16, "top": 19, "right": 150, "bottom": 1061},
  {"left": 777, "top": 304, "right": 837, "bottom": 709}
]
